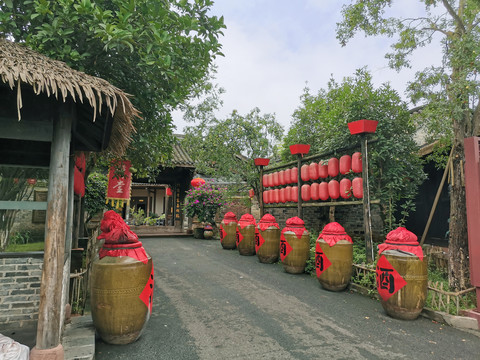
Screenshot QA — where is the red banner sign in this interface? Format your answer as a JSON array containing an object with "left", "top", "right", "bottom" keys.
[
  {"left": 220, "top": 225, "right": 226, "bottom": 243},
  {"left": 376, "top": 255, "right": 407, "bottom": 301},
  {"left": 236, "top": 230, "right": 244, "bottom": 246},
  {"left": 255, "top": 232, "right": 265, "bottom": 253},
  {"left": 315, "top": 243, "right": 332, "bottom": 278},
  {"left": 106, "top": 160, "right": 132, "bottom": 208},
  {"left": 139, "top": 265, "right": 154, "bottom": 314}
]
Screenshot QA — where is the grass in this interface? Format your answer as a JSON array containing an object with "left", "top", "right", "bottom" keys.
[{"left": 4, "top": 242, "right": 44, "bottom": 252}]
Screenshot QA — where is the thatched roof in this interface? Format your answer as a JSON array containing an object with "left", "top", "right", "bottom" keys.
[{"left": 0, "top": 38, "right": 139, "bottom": 156}]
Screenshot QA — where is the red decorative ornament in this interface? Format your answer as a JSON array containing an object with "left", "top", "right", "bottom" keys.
[
  {"left": 262, "top": 174, "right": 268, "bottom": 188},
  {"left": 285, "top": 186, "right": 292, "bottom": 202},
  {"left": 339, "top": 178, "right": 352, "bottom": 199},
  {"left": 319, "top": 182, "right": 329, "bottom": 201},
  {"left": 248, "top": 189, "right": 255, "bottom": 198},
  {"left": 273, "top": 172, "right": 279, "bottom": 187},
  {"left": 348, "top": 119, "right": 378, "bottom": 135},
  {"left": 263, "top": 191, "right": 269, "bottom": 204},
  {"left": 289, "top": 144, "right": 311, "bottom": 155},
  {"left": 279, "top": 170, "right": 285, "bottom": 186},
  {"left": 352, "top": 152, "right": 362, "bottom": 173},
  {"left": 310, "top": 182, "right": 319, "bottom": 201},
  {"left": 290, "top": 167, "right": 298, "bottom": 184},
  {"left": 352, "top": 177, "right": 363, "bottom": 199},
  {"left": 279, "top": 187, "right": 286, "bottom": 203},
  {"left": 301, "top": 184, "right": 311, "bottom": 201},
  {"left": 191, "top": 177, "right": 205, "bottom": 187},
  {"left": 309, "top": 162, "right": 319, "bottom": 180},
  {"left": 318, "top": 161, "right": 328, "bottom": 178},
  {"left": 27, "top": 178, "right": 37, "bottom": 185},
  {"left": 254, "top": 158, "right": 270, "bottom": 166},
  {"left": 328, "top": 158, "right": 339, "bottom": 177},
  {"left": 339, "top": 155, "right": 352, "bottom": 175},
  {"left": 301, "top": 164, "right": 310, "bottom": 182},
  {"left": 166, "top": 187, "right": 173, "bottom": 197},
  {"left": 328, "top": 180, "right": 340, "bottom": 199},
  {"left": 291, "top": 186, "right": 298, "bottom": 202}
]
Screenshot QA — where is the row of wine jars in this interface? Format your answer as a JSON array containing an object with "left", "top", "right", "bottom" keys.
[{"left": 219, "top": 212, "right": 427, "bottom": 321}]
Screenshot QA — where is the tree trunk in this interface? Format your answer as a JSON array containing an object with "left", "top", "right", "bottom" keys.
[{"left": 448, "top": 122, "right": 470, "bottom": 291}]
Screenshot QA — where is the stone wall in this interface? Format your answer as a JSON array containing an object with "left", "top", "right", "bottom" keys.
[
  {"left": 0, "top": 252, "right": 43, "bottom": 329},
  {"left": 267, "top": 203, "right": 384, "bottom": 241}
]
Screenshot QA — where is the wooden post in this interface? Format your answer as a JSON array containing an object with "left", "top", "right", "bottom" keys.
[
  {"left": 361, "top": 134, "right": 374, "bottom": 263},
  {"left": 297, "top": 154, "right": 303, "bottom": 219},
  {"left": 259, "top": 165, "right": 265, "bottom": 217},
  {"left": 34, "top": 103, "right": 72, "bottom": 352}
]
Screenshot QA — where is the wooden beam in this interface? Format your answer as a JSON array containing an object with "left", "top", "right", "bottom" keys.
[
  {"left": 0, "top": 201, "right": 47, "bottom": 210},
  {"left": 361, "top": 135, "right": 374, "bottom": 263},
  {"left": 0, "top": 117, "right": 53, "bottom": 142},
  {"left": 265, "top": 199, "right": 380, "bottom": 208},
  {"left": 297, "top": 154, "right": 303, "bottom": 218},
  {"left": 35, "top": 103, "right": 72, "bottom": 351}
]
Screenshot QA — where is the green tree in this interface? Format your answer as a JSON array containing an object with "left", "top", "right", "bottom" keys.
[
  {"left": 0, "top": 0, "right": 225, "bottom": 176},
  {"left": 283, "top": 69, "right": 425, "bottom": 233},
  {"left": 182, "top": 88, "right": 284, "bottom": 203},
  {"left": 337, "top": 0, "right": 479, "bottom": 290},
  {"left": 84, "top": 172, "right": 111, "bottom": 223}
]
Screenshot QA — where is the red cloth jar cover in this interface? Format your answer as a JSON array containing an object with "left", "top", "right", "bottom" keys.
[
  {"left": 258, "top": 214, "right": 280, "bottom": 231},
  {"left": 281, "top": 217, "right": 307, "bottom": 240},
  {"left": 378, "top": 227, "right": 424, "bottom": 261},
  {"left": 238, "top": 213, "right": 257, "bottom": 229},
  {"left": 222, "top": 212, "right": 238, "bottom": 224},
  {"left": 97, "top": 210, "right": 148, "bottom": 263},
  {"left": 317, "top": 222, "right": 353, "bottom": 247}
]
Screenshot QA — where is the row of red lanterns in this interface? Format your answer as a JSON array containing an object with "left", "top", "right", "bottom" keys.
[
  {"left": 263, "top": 153, "right": 362, "bottom": 188},
  {"left": 263, "top": 178, "right": 363, "bottom": 204}
]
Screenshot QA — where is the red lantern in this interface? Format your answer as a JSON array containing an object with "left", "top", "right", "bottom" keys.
[
  {"left": 291, "top": 186, "right": 298, "bottom": 202},
  {"left": 166, "top": 187, "right": 173, "bottom": 196},
  {"left": 301, "top": 184, "right": 311, "bottom": 201},
  {"left": 248, "top": 189, "right": 255, "bottom": 198},
  {"left": 279, "top": 170, "right": 285, "bottom": 186},
  {"left": 353, "top": 177, "right": 363, "bottom": 199},
  {"left": 352, "top": 152, "right": 362, "bottom": 173},
  {"left": 191, "top": 177, "right": 205, "bottom": 187},
  {"left": 340, "top": 178, "right": 352, "bottom": 199},
  {"left": 273, "top": 172, "right": 279, "bottom": 187},
  {"left": 268, "top": 173, "right": 274, "bottom": 188},
  {"left": 27, "top": 178, "right": 37, "bottom": 185},
  {"left": 290, "top": 167, "right": 298, "bottom": 184},
  {"left": 301, "top": 164, "right": 310, "bottom": 182},
  {"left": 279, "top": 188, "right": 286, "bottom": 203},
  {"left": 328, "top": 158, "right": 339, "bottom": 177},
  {"left": 311, "top": 182, "right": 319, "bottom": 200},
  {"left": 319, "top": 182, "right": 329, "bottom": 201},
  {"left": 267, "top": 190, "right": 273, "bottom": 204},
  {"left": 273, "top": 189, "right": 280, "bottom": 203},
  {"left": 339, "top": 155, "right": 352, "bottom": 175},
  {"left": 328, "top": 180, "right": 340, "bottom": 199},
  {"left": 318, "top": 161, "right": 328, "bottom": 178},
  {"left": 263, "top": 191, "right": 269, "bottom": 204},
  {"left": 309, "top": 162, "right": 319, "bottom": 180},
  {"left": 283, "top": 186, "right": 290, "bottom": 202},
  {"left": 262, "top": 174, "right": 268, "bottom": 188}
]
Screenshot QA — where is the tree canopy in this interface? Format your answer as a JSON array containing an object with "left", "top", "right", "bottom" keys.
[
  {"left": 337, "top": 0, "right": 480, "bottom": 290},
  {"left": 182, "top": 86, "right": 284, "bottom": 200},
  {"left": 283, "top": 69, "right": 425, "bottom": 230},
  {"left": 0, "top": 0, "right": 225, "bottom": 176}
]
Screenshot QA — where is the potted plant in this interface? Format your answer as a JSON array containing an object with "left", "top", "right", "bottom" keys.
[{"left": 183, "top": 182, "right": 227, "bottom": 239}]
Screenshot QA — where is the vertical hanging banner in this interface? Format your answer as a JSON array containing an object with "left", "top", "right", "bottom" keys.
[
  {"left": 376, "top": 255, "right": 407, "bottom": 301},
  {"left": 106, "top": 160, "right": 132, "bottom": 209},
  {"left": 315, "top": 243, "right": 332, "bottom": 278}
]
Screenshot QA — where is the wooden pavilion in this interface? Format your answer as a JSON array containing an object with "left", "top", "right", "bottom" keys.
[{"left": 0, "top": 39, "right": 138, "bottom": 358}]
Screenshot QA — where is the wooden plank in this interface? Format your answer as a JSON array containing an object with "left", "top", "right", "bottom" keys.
[
  {"left": 265, "top": 199, "right": 380, "bottom": 208},
  {"left": 35, "top": 103, "right": 73, "bottom": 350},
  {"left": 0, "top": 200, "right": 47, "bottom": 210},
  {"left": 361, "top": 135, "right": 374, "bottom": 263}
]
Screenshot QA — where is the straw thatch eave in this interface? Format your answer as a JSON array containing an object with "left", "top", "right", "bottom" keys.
[{"left": 0, "top": 38, "right": 139, "bottom": 156}]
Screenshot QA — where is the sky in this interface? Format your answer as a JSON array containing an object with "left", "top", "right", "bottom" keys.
[{"left": 173, "top": 0, "right": 443, "bottom": 134}]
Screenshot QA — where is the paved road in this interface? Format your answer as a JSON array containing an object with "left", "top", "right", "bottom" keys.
[{"left": 96, "top": 237, "right": 480, "bottom": 360}]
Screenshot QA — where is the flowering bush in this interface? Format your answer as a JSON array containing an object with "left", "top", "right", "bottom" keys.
[{"left": 183, "top": 183, "right": 227, "bottom": 225}]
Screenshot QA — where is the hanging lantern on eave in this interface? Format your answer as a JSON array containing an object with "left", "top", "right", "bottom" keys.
[
  {"left": 191, "top": 177, "right": 205, "bottom": 188},
  {"left": 166, "top": 187, "right": 173, "bottom": 197},
  {"left": 248, "top": 189, "right": 255, "bottom": 198}
]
